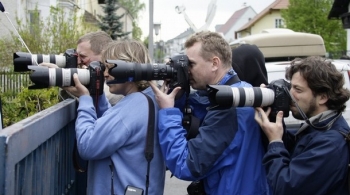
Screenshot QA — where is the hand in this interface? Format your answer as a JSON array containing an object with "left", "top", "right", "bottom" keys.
[
  {"left": 254, "top": 107, "right": 284, "bottom": 142},
  {"left": 40, "top": 62, "right": 59, "bottom": 68},
  {"left": 148, "top": 80, "right": 181, "bottom": 109},
  {"left": 62, "top": 73, "right": 89, "bottom": 97}
]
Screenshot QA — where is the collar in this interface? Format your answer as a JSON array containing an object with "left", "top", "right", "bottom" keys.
[
  {"left": 296, "top": 110, "right": 338, "bottom": 134},
  {"left": 217, "top": 69, "right": 237, "bottom": 85}
]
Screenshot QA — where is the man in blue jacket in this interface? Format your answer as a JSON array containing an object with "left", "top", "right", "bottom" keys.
[
  {"left": 149, "top": 31, "right": 269, "bottom": 195},
  {"left": 255, "top": 56, "right": 350, "bottom": 194}
]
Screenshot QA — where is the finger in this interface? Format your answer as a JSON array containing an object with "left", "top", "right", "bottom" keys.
[
  {"left": 254, "top": 108, "right": 263, "bottom": 124},
  {"left": 40, "top": 62, "right": 59, "bottom": 68},
  {"left": 275, "top": 111, "right": 284, "bottom": 127},
  {"left": 160, "top": 82, "right": 167, "bottom": 92},
  {"left": 169, "top": 87, "right": 181, "bottom": 98},
  {"left": 73, "top": 73, "right": 82, "bottom": 86},
  {"left": 260, "top": 84, "right": 266, "bottom": 88},
  {"left": 265, "top": 107, "right": 271, "bottom": 116},
  {"left": 148, "top": 81, "right": 160, "bottom": 92}
]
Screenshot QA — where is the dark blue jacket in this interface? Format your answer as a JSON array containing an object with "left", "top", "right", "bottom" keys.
[
  {"left": 159, "top": 71, "right": 270, "bottom": 195},
  {"left": 264, "top": 113, "right": 350, "bottom": 195}
]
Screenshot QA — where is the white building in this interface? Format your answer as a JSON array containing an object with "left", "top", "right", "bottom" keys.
[
  {"left": 216, "top": 6, "right": 257, "bottom": 43},
  {"left": 0, "top": 0, "right": 132, "bottom": 39}
]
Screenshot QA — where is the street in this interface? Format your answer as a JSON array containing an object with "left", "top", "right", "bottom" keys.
[{"left": 164, "top": 171, "right": 191, "bottom": 195}]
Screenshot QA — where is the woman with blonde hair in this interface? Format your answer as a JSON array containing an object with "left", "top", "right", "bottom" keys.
[{"left": 64, "top": 39, "right": 165, "bottom": 195}]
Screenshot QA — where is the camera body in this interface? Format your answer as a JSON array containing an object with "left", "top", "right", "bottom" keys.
[{"left": 13, "top": 48, "right": 78, "bottom": 72}]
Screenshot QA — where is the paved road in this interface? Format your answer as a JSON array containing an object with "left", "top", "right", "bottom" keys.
[{"left": 164, "top": 170, "right": 191, "bottom": 195}]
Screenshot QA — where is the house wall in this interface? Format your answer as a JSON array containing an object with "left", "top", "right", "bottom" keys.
[
  {"left": 250, "top": 10, "right": 283, "bottom": 35},
  {"left": 225, "top": 7, "right": 256, "bottom": 42}
]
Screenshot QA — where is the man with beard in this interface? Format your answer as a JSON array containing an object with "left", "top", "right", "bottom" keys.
[{"left": 255, "top": 56, "right": 350, "bottom": 195}]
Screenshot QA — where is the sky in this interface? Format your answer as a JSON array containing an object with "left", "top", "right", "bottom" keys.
[{"left": 138, "top": 0, "right": 276, "bottom": 42}]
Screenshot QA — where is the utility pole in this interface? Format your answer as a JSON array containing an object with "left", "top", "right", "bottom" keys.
[{"left": 148, "top": 0, "right": 154, "bottom": 63}]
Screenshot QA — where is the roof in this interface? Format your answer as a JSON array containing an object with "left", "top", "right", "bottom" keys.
[
  {"left": 237, "top": 0, "right": 289, "bottom": 32},
  {"left": 217, "top": 6, "right": 254, "bottom": 34},
  {"left": 166, "top": 28, "right": 195, "bottom": 43}
]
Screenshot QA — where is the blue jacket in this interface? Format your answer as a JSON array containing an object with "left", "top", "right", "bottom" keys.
[
  {"left": 159, "top": 71, "right": 270, "bottom": 195},
  {"left": 264, "top": 111, "right": 350, "bottom": 195},
  {"left": 75, "top": 87, "right": 165, "bottom": 195}
]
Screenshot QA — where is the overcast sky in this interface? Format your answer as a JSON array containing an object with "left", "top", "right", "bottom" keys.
[{"left": 138, "top": 0, "right": 276, "bottom": 41}]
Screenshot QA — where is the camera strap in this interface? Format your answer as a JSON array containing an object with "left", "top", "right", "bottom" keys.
[{"left": 109, "top": 92, "right": 155, "bottom": 195}]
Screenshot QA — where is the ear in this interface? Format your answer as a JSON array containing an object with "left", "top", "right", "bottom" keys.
[
  {"left": 317, "top": 93, "right": 328, "bottom": 105},
  {"left": 212, "top": 56, "right": 220, "bottom": 71}
]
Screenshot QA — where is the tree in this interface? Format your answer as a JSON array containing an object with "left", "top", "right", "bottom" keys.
[
  {"left": 99, "top": 0, "right": 130, "bottom": 40},
  {"left": 118, "top": 0, "right": 145, "bottom": 41},
  {"left": 281, "top": 0, "right": 346, "bottom": 56}
]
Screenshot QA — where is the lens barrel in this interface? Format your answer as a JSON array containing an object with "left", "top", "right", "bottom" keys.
[
  {"left": 28, "top": 66, "right": 90, "bottom": 89},
  {"left": 13, "top": 52, "right": 67, "bottom": 72},
  {"left": 107, "top": 60, "right": 174, "bottom": 84},
  {"left": 207, "top": 85, "right": 275, "bottom": 109}
]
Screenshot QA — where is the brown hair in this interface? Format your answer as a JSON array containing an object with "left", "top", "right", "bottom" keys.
[
  {"left": 286, "top": 56, "right": 350, "bottom": 112},
  {"left": 101, "top": 40, "right": 150, "bottom": 91},
  {"left": 184, "top": 31, "right": 232, "bottom": 68},
  {"left": 77, "top": 31, "right": 113, "bottom": 55}
]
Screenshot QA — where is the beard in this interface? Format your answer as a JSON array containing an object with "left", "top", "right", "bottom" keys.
[{"left": 291, "top": 97, "right": 317, "bottom": 120}]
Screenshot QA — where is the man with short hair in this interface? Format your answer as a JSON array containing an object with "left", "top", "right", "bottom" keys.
[
  {"left": 255, "top": 56, "right": 350, "bottom": 194},
  {"left": 149, "top": 31, "right": 270, "bottom": 195},
  {"left": 76, "top": 31, "right": 123, "bottom": 105}
]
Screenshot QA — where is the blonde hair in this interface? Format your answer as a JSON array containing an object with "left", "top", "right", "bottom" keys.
[{"left": 101, "top": 40, "right": 151, "bottom": 91}]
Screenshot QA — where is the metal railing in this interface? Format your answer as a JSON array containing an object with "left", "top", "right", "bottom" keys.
[{"left": 0, "top": 99, "right": 86, "bottom": 195}]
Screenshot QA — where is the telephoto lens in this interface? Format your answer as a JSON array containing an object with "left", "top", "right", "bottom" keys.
[
  {"left": 13, "top": 52, "right": 67, "bottom": 72},
  {"left": 27, "top": 66, "right": 90, "bottom": 89},
  {"left": 207, "top": 85, "right": 275, "bottom": 109}
]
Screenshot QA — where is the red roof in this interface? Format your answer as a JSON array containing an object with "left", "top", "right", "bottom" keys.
[
  {"left": 237, "top": 0, "right": 289, "bottom": 32},
  {"left": 217, "top": 6, "right": 253, "bottom": 34}
]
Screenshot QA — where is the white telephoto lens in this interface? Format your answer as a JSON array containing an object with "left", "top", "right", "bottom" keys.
[
  {"left": 62, "top": 69, "right": 72, "bottom": 86},
  {"left": 260, "top": 88, "right": 275, "bottom": 107},
  {"left": 77, "top": 69, "right": 90, "bottom": 85},
  {"left": 48, "top": 68, "right": 56, "bottom": 86},
  {"left": 54, "top": 56, "right": 67, "bottom": 68}
]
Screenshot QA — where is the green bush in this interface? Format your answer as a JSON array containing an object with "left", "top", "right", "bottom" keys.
[{"left": 0, "top": 5, "right": 98, "bottom": 127}]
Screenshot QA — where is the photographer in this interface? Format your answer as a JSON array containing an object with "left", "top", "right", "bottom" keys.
[
  {"left": 41, "top": 31, "right": 123, "bottom": 105},
  {"left": 149, "top": 31, "right": 269, "bottom": 194},
  {"left": 255, "top": 56, "right": 350, "bottom": 194},
  {"left": 63, "top": 40, "right": 165, "bottom": 195}
]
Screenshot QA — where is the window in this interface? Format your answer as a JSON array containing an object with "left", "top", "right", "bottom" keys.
[
  {"left": 275, "top": 18, "right": 283, "bottom": 28},
  {"left": 98, "top": 0, "right": 105, "bottom": 4}
]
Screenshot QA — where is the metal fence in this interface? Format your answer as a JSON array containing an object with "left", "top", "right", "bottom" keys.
[{"left": 0, "top": 99, "right": 86, "bottom": 195}]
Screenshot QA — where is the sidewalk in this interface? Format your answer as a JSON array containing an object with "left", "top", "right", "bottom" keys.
[{"left": 164, "top": 171, "right": 191, "bottom": 195}]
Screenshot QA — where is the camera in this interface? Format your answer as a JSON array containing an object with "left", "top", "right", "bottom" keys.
[
  {"left": 22, "top": 61, "right": 104, "bottom": 95},
  {"left": 106, "top": 54, "right": 190, "bottom": 94},
  {"left": 13, "top": 49, "right": 77, "bottom": 72},
  {"left": 124, "top": 186, "right": 144, "bottom": 195},
  {"left": 207, "top": 79, "right": 291, "bottom": 117}
]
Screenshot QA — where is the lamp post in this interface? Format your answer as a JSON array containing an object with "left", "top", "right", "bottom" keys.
[{"left": 148, "top": 0, "right": 154, "bottom": 63}]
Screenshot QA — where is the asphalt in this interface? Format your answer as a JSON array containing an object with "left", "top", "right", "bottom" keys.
[{"left": 163, "top": 171, "right": 191, "bottom": 195}]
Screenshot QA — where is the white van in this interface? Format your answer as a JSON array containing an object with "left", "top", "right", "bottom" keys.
[{"left": 231, "top": 30, "right": 350, "bottom": 127}]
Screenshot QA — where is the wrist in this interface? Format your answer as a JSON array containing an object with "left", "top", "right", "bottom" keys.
[{"left": 269, "top": 139, "right": 283, "bottom": 144}]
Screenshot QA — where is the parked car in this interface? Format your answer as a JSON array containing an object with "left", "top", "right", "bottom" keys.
[{"left": 231, "top": 30, "right": 350, "bottom": 127}]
